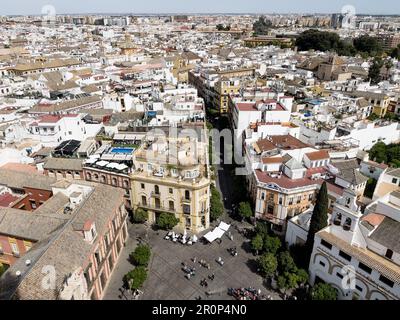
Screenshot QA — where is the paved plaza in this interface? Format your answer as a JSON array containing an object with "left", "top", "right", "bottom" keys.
[{"left": 104, "top": 219, "right": 281, "bottom": 300}]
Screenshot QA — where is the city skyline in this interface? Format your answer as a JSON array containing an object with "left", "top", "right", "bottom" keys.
[{"left": 0, "top": 0, "right": 399, "bottom": 16}]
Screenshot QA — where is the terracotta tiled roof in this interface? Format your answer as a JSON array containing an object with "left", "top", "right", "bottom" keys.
[
  {"left": 305, "top": 150, "right": 330, "bottom": 161},
  {"left": 361, "top": 213, "right": 385, "bottom": 227},
  {"left": 0, "top": 163, "right": 38, "bottom": 174},
  {"left": 0, "top": 193, "right": 19, "bottom": 207},
  {"left": 262, "top": 157, "right": 283, "bottom": 164}
]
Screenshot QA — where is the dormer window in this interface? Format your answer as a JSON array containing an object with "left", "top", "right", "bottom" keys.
[{"left": 83, "top": 220, "right": 97, "bottom": 243}]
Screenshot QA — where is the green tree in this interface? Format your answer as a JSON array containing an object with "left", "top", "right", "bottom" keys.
[
  {"left": 132, "top": 208, "right": 148, "bottom": 223},
  {"left": 0, "top": 263, "right": 7, "bottom": 278},
  {"left": 305, "top": 182, "right": 328, "bottom": 263},
  {"left": 254, "top": 221, "right": 270, "bottom": 238},
  {"left": 210, "top": 184, "right": 224, "bottom": 221},
  {"left": 257, "top": 253, "right": 278, "bottom": 277},
  {"left": 216, "top": 24, "right": 231, "bottom": 31},
  {"left": 253, "top": 16, "right": 273, "bottom": 35},
  {"left": 337, "top": 40, "right": 357, "bottom": 56},
  {"left": 369, "top": 141, "right": 387, "bottom": 163},
  {"left": 156, "top": 212, "right": 179, "bottom": 230},
  {"left": 367, "top": 113, "right": 380, "bottom": 121},
  {"left": 277, "top": 275, "right": 288, "bottom": 291},
  {"left": 238, "top": 201, "right": 253, "bottom": 220},
  {"left": 364, "top": 178, "right": 377, "bottom": 199},
  {"left": 353, "top": 35, "right": 382, "bottom": 56},
  {"left": 277, "top": 269, "right": 309, "bottom": 291},
  {"left": 263, "top": 234, "right": 282, "bottom": 255},
  {"left": 251, "top": 234, "right": 264, "bottom": 255},
  {"left": 284, "top": 272, "right": 300, "bottom": 290},
  {"left": 296, "top": 29, "right": 343, "bottom": 52},
  {"left": 124, "top": 267, "right": 148, "bottom": 290},
  {"left": 296, "top": 268, "right": 309, "bottom": 285},
  {"left": 310, "top": 283, "right": 338, "bottom": 300},
  {"left": 390, "top": 45, "right": 400, "bottom": 59},
  {"left": 368, "top": 57, "right": 384, "bottom": 85},
  {"left": 278, "top": 251, "right": 297, "bottom": 274},
  {"left": 130, "top": 244, "right": 151, "bottom": 266}
]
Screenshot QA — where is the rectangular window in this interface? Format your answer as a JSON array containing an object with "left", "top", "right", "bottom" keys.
[
  {"left": 392, "top": 178, "right": 398, "bottom": 184},
  {"left": 169, "top": 188, "right": 173, "bottom": 194},
  {"left": 95, "top": 251, "right": 101, "bottom": 266},
  {"left": 141, "top": 183, "right": 145, "bottom": 189},
  {"left": 319, "top": 261, "right": 325, "bottom": 267},
  {"left": 183, "top": 204, "right": 190, "bottom": 214},
  {"left": 339, "top": 250, "right": 352, "bottom": 262},
  {"left": 336, "top": 272, "right": 343, "bottom": 279},
  {"left": 358, "top": 262, "right": 372, "bottom": 274},
  {"left": 379, "top": 275, "right": 394, "bottom": 288},
  {"left": 355, "top": 285, "right": 363, "bottom": 292},
  {"left": 320, "top": 239, "right": 332, "bottom": 250}
]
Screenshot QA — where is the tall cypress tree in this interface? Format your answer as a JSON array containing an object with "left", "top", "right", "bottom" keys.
[{"left": 305, "top": 182, "right": 328, "bottom": 265}]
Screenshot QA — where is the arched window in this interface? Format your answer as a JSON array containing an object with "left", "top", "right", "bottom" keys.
[
  {"left": 94, "top": 174, "right": 99, "bottom": 180},
  {"left": 86, "top": 172, "right": 92, "bottom": 180},
  {"left": 154, "top": 185, "right": 160, "bottom": 195},
  {"left": 112, "top": 177, "right": 117, "bottom": 186},
  {"left": 123, "top": 180, "right": 129, "bottom": 188},
  {"left": 334, "top": 212, "right": 342, "bottom": 225},
  {"left": 343, "top": 217, "right": 352, "bottom": 231},
  {"left": 101, "top": 175, "right": 106, "bottom": 183},
  {"left": 169, "top": 201, "right": 174, "bottom": 210},
  {"left": 185, "top": 190, "right": 190, "bottom": 200}
]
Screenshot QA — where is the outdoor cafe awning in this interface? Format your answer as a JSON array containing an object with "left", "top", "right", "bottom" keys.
[{"left": 203, "top": 223, "right": 229, "bottom": 243}]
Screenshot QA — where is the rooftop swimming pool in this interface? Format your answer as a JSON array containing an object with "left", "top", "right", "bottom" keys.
[{"left": 110, "top": 147, "right": 135, "bottom": 154}]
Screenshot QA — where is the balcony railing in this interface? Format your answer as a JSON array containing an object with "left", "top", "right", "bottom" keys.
[{"left": 137, "top": 202, "right": 176, "bottom": 214}]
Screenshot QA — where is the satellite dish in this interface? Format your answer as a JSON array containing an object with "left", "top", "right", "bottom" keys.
[{"left": 259, "top": 63, "right": 267, "bottom": 76}]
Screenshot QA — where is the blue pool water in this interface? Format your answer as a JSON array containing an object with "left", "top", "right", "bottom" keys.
[{"left": 110, "top": 147, "right": 135, "bottom": 154}]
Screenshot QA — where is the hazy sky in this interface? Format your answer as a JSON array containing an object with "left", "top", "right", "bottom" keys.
[{"left": 0, "top": 0, "right": 399, "bottom": 15}]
